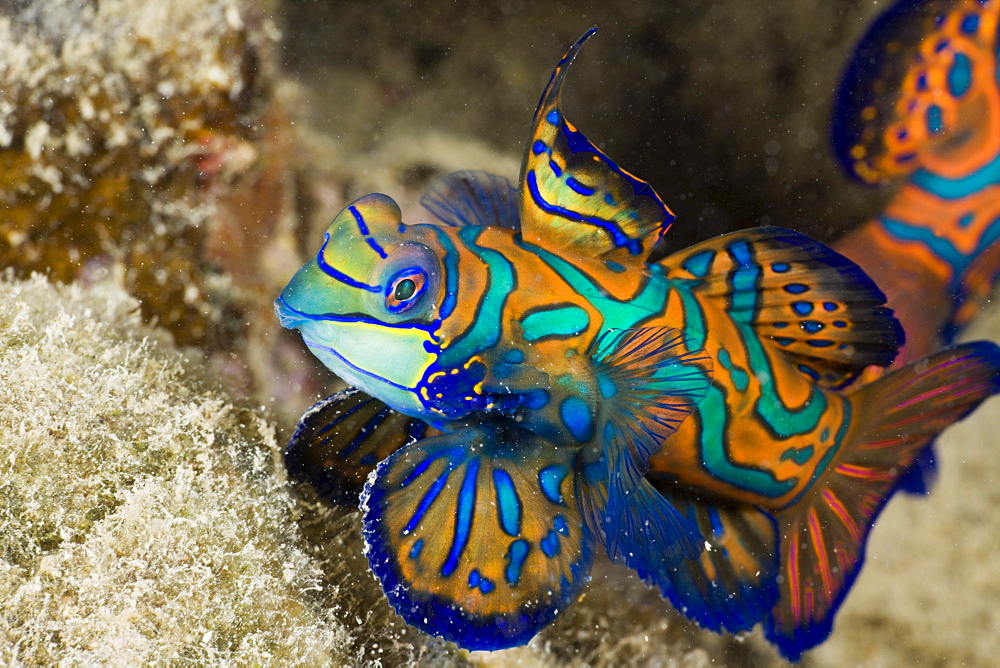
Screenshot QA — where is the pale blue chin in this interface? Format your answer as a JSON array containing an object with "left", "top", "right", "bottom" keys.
[{"left": 292, "top": 319, "right": 440, "bottom": 420}]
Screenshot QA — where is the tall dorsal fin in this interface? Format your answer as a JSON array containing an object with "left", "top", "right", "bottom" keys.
[{"left": 517, "top": 28, "right": 674, "bottom": 264}]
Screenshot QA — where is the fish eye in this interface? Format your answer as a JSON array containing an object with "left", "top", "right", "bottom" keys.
[{"left": 385, "top": 268, "right": 427, "bottom": 313}]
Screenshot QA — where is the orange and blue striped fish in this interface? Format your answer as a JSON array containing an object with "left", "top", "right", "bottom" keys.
[
  {"left": 276, "top": 25, "right": 1000, "bottom": 661},
  {"left": 834, "top": 0, "right": 1000, "bottom": 494}
]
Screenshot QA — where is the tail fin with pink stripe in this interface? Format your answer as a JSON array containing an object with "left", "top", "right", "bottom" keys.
[{"left": 765, "top": 341, "right": 1000, "bottom": 660}]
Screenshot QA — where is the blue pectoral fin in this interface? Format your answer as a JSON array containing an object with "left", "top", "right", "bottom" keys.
[
  {"left": 651, "top": 485, "right": 780, "bottom": 634},
  {"left": 360, "top": 422, "right": 594, "bottom": 650},
  {"left": 420, "top": 170, "right": 521, "bottom": 230},
  {"left": 284, "top": 388, "right": 434, "bottom": 505},
  {"left": 590, "top": 327, "right": 713, "bottom": 489}
]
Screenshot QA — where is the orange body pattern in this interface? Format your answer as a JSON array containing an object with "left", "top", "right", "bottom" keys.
[{"left": 276, "top": 5, "right": 1000, "bottom": 662}]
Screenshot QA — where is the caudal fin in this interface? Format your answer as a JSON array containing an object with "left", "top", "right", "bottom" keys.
[{"left": 765, "top": 341, "right": 1000, "bottom": 660}]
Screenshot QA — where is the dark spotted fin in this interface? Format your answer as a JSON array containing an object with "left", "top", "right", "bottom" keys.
[
  {"left": 832, "top": 0, "right": 995, "bottom": 184},
  {"left": 766, "top": 341, "right": 1000, "bottom": 661},
  {"left": 660, "top": 227, "right": 905, "bottom": 388},
  {"left": 284, "top": 388, "right": 436, "bottom": 505},
  {"left": 646, "top": 484, "right": 780, "bottom": 635},
  {"left": 420, "top": 170, "right": 521, "bottom": 230},
  {"left": 360, "top": 422, "right": 594, "bottom": 651},
  {"left": 518, "top": 28, "right": 675, "bottom": 264}
]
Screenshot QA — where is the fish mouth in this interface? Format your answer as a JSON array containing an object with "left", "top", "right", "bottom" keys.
[{"left": 273, "top": 296, "right": 314, "bottom": 330}]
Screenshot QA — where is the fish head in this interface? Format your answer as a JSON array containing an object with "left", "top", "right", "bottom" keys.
[{"left": 275, "top": 193, "right": 448, "bottom": 419}]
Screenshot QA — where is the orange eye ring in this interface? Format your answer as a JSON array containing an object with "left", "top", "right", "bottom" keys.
[{"left": 385, "top": 269, "right": 427, "bottom": 313}]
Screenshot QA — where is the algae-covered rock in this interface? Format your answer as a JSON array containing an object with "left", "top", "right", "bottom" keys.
[
  {"left": 0, "top": 273, "right": 351, "bottom": 664},
  {"left": 0, "top": 0, "right": 284, "bottom": 350}
]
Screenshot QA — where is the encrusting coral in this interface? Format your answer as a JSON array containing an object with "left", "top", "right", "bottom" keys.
[
  {"left": 0, "top": 0, "right": 287, "bottom": 351},
  {"left": 0, "top": 273, "right": 352, "bottom": 664}
]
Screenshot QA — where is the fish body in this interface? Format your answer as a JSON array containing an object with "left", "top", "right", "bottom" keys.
[
  {"left": 277, "top": 24, "right": 1000, "bottom": 662},
  {"left": 832, "top": 0, "right": 1000, "bottom": 493}
]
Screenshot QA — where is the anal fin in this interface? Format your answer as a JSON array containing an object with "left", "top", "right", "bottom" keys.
[{"left": 651, "top": 484, "right": 780, "bottom": 634}]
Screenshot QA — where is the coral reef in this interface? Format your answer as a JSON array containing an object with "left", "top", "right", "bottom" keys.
[
  {"left": 0, "top": 0, "right": 288, "bottom": 351},
  {"left": 0, "top": 274, "right": 352, "bottom": 664}
]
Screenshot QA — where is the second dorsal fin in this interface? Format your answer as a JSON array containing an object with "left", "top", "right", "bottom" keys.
[{"left": 660, "top": 227, "right": 904, "bottom": 388}]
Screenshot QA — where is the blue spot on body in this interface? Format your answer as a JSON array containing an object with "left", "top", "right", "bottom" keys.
[
  {"left": 780, "top": 445, "right": 815, "bottom": 465},
  {"left": 549, "top": 160, "right": 563, "bottom": 177},
  {"left": 684, "top": 250, "right": 715, "bottom": 278},
  {"left": 604, "top": 193, "right": 615, "bottom": 205},
  {"left": 774, "top": 336, "right": 795, "bottom": 346},
  {"left": 771, "top": 262, "right": 790, "bottom": 273},
  {"left": 797, "top": 364, "right": 820, "bottom": 380},
  {"left": 524, "top": 390, "right": 549, "bottom": 409},
  {"left": 560, "top": 396, "right": 594, "bottom": 442},
  {"left": 546, "top": 109, "right": 560, "bottom": 124},
  {"left": 792, "top": 301, "right": 814, "bottom": 315},
  {"left": 521, "top": 305, "right": 590, "bottom": 342},
  {"left": 554, "top": 515, "right": 569, "bottom": 535},
  {"left": 605, "top": 261, "right": 625, "bottom": 273},
  {"left": 597, "top": 374, "right": 617, "bottom": 399},
  {"left": 540, "top": 530, "right": 561, "bottom": 558},
  {"left": 505, "top": 539, "right": 530, "bottom": 585},
  {"left": 959, "top": 212, "right": 975, "bottom": 228},
  {"left": 948, "top": 53, "right": 972, "bottom": 97},
  {"left": 833, "top": 320, "right": 847, "bottom": 328},
  {"left": 801, "top": 320, "right": 824, "bottom": 333},
  {"left": 927, "top": 105, "right": 944, "bottom": 134},
  {"left": 532, "top": 140, "right": 547, "bottom": 155},
  {"left": 823, "top": 302, "right": 838, "bottom": 311},
  {"left": 784, "top": 283, "right": 809, "bottom": 294},
  {"left": 962, "top": 14, "right": 979, "bottom": 33},
  {"left": 821, "top": 427, "right": 830, "bottom": 442},
  {"left": 772, "top": 321, "right": 789, "bottom": 329},
  {"left": 409, "top": 539, "right": 424, "bottom": 560},
  {"left": 539, "top": 465, "right": 567, "bottom": 505},
  {"left": 468, "top": 569, "right": 495, "bottom": 594},
  {"left": 806, "top": 339, "right": 835, "bottom": 348},
  {"left": 503, "top": 349, "right": 525, "bottom": 364},
  {"left": 493, "top": 469, "right": 522, "bottom": 537}
]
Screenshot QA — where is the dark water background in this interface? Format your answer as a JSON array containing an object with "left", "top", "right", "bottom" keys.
[{"left": 280, "top": 0, "right": 890, "bottom": 250}]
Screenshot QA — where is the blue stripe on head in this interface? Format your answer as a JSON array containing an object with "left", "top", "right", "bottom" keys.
[
  {"left": 316, "top": 233, "right": 382, "bottom": 292},
  {"left": 349, "top": 205, "right": 388, "bottom": 259}
]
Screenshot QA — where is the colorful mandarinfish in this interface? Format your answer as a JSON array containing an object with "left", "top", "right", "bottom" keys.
[
  {"left": 831, "top": 0, "right": 1000, "bottom": 495},
  {"left": 275, "top": 26, "right": 1000, "bottom": 663}
]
